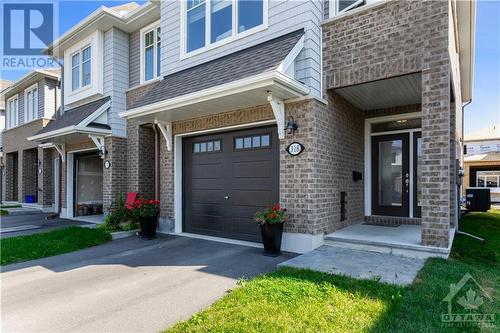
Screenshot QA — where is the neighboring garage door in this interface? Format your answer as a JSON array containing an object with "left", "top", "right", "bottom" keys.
[{"left": 183, "top": 126, "right": 279, "bottom": 242}]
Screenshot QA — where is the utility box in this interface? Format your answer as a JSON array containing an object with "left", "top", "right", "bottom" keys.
[{"left": 466, "top": 188, "right": 491, "bottom": 212}]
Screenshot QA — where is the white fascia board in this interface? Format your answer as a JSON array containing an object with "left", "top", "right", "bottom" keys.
[
  {"left": 78, "top": 100, "right": 111, "bottom": 127},
  {"left": 27, "top": 126, "right": 111, "bottom": 141},
  {"left": 120, "top": 71, "right": 309, "bottom": 119},
  {"left": 2, "top": 70, "right": 60, "bottom": 96}
]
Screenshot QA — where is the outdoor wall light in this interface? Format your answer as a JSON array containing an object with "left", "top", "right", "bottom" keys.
[{"left": 286, "top": 116, "right": 298, "bottom": 135}]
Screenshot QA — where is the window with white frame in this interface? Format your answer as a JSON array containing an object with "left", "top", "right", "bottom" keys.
[
  {"left": 476, "top": 171, "right": 500, "bottom": 190},
  {"left": 71, "top": 45, "right": 91, "bottom": 91},
  {"left": 141, "top": 24, "right": 161, "bottom": 82},
  {"left": 24, "top": 84, "right": 38, "bottom": 122},
  {"left": 185, "top": 0, "right": 265, "bottom": 54},
  {"left": 6, "top": 96, "right": 18, "bottom": 128},
  {"left": 330, "top": 0, "right": 364, "bottom": 17}
]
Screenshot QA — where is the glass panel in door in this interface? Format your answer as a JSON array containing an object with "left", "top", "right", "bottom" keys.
[
  {"left": 75, "top": 154, "right": 103, "bottom": 216},
  {"left": 372, "top": 133, "right": 410, "bottom": 216}
]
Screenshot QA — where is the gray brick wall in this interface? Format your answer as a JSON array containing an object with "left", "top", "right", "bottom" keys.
[
  {"left": 103, "top": 136, "right": 128, "bottom": 211},
  {"left": 38, "top": 147, "right": 53, "bottom": 206},
  {"left": 323, "top": 0, "right": 453, "bottom": 247}
]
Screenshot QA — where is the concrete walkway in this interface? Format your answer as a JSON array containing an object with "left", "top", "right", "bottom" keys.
[
  {"left": 1, "top": 235, "right": 294, "bottom": 332},
  {"left": 278, "top": 245, "right": 426, "bottom": 286},
  {"left": 0, "top": 213, "right": 93, "bottom": 238}
]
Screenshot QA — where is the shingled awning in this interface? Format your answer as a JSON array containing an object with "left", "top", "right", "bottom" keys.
[
  {"left": 120, "top": 29, "right": 309, "bottom": 140},
  {"left": 28, "top": 96, "right": 111, "bottom": 142}
]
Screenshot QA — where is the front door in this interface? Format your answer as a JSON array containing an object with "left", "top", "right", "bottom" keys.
[{"left": 372, "top": 133, "right": 410, "bottom": 216}]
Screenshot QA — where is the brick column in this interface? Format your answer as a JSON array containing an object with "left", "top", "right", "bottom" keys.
[
  {"left": 4, "top": 152, "right": 18, "bottom": 201},
  {"left": 20, "top": 149, "right": 38, "bottom": 202},
  {"left": 103, "top": 136, "right": 128, "bottom": 211},
  {"left": 420, "top": 2, "right": 451, "bottom": 247},
  {"left": 38, "top": 147, "right": 54, "bottom": 206},
  {"left": 159, "top": 137, "right": 174, "bottom": 222},
  {"left": 127, "top": 120, "right": 155, "bottom": 199}
]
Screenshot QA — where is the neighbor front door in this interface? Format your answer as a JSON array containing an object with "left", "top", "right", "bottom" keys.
[{"left": 371, "top": 133, "right": 410, "bottom": 217}]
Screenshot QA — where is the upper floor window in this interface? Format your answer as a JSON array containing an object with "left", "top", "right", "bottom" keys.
[
  {"left": 6, "top": 95, "right": 18, "bottom": 128},
  {"left": 184, "top": 0, "right": 266, "bottom": 55},
  {"left": 141, "top": 23, "right": 161, "bottom": 83},
  {"left": 329, "top": 0, "right": 364, "bottom": 17},
  {"left": 24, "top": 84, "right": 38, "bottom": 122},
  {"left": 71, "top": 45, "right": 91, "bottom": 91}
]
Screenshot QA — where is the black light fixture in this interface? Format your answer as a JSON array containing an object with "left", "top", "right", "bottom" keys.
[{"left": 286, "top": 116, "right": 298, "bottom": 135}]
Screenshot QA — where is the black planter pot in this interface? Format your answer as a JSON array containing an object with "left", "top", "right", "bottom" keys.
[
  {"left": 139, "top": 215, "right": 157, "bottom": 239},
  {"left": 259, "top": 222, "right": 284, "bottom": 257}
]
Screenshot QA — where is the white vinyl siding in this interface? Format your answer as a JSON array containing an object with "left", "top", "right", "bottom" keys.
[
  {"left": 24, "top": 83, "right": 38, "bottom": 122},
  {"left": 6, "top": 95, "right": 18, "bottom": 128}
]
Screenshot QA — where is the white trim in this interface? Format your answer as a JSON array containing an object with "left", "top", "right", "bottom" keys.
[
  {"left": 155, "top": 121, "right": 172, "bottom": 151},
  {"left": 89, "top": 135, "right": 106, "bottom": 159},
  {"left": 180, "top": 0, "right": 269, "bottom": 59},
  {"left": 277, "top": 35, "right": 305, "bottom": 73},
  {"left": 409, "top": 131, "right": 414, "bottom": 218},
  {"left": 120, "top": 71, "right": 309, "bottom": 119},
  {"left": 24, "top": 83, "right": 39, "bottom": 123},
  {"left": 364, "top": 112, "right": 422, "bottom": 216},
  {"left": 54, "top": 158, "right": 60, "bottom": 213},
  {"left": 79, "top": 100, "right": 111, "bottom": 127},
  {"left": 325, "top": 0, "right": 388, "bottom": 22},
  {"left": 6, "top": 94, "right": 19, "bottom": 129},
  {"left": 139, "top": 20, "right": 161, "bottom": 84},
  {"left": 267, "top": 93, "right": 285, "bottom": 139},
  {"left": 371, "top": 128, "right": 422, "bottom": 136},
  {"left": 28, "top": 126, "right": 111, "bottom": 142},
  {"left": 173, "top": 120, "right": 275, "bottom": 235}
]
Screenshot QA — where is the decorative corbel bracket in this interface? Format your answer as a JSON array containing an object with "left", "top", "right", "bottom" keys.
[
  {"left": 155, "top": 121, "right": 173, "bottom": 151},
  {"left": 89, "top": 135, "right": 106, "bottom": 159},
  {"left": 54, "top": 144, "right": 66, "bottom": 162},
  {"left": 267, "top": 93, "right": 285, "bottom": 139}
]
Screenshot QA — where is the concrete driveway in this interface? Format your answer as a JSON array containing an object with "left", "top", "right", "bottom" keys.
[
  {"left": 1, "top": 235, "right": 294, "bottom": 332},
  {"left": 0, "top": 213, "right": 93, "bottom": 238}
]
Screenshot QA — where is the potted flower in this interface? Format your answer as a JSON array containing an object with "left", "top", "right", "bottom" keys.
[
  {"left": 126, "top": 198, "right": 160, "bottom": 239},
  {"left": 255, "top": 204, "right": 287, "bottom": 257}
]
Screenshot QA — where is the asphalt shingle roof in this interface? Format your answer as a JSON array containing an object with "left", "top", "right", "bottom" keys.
[
  {"left": 130, "top": 29, "right": 304, "bottom": 109},
  {"left": 36, "top": 96, "right": 110, "bottom": 135}
]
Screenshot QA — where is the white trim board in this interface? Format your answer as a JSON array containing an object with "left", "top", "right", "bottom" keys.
[{"left": 364, "top": 112, "right": 422, "bottom": 217}]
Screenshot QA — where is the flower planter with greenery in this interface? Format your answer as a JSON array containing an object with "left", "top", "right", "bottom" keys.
[
  {"left": 255, "top": 204, "right": 287, "bottom": 257},
  {"left": 126, "top": 199, "right": 160, "bottom": 239},
  {"left": 97, "top": 196, "right": 138, "bottom": 232}
]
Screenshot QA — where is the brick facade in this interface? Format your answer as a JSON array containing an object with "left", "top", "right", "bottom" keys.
[
  {"left": 103, "top": 136, "right": 128, "bottom": 211},
  {"left": 323, "top": 0, "right": 453, "bottom": 247}
]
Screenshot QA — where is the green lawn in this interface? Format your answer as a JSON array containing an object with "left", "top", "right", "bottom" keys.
[
  {"left": 0, "top": 226, "right": 111, "bottom": 265},
  {"left": 0, "top": 204, "right": 22, "bottom": 208},
  {"left": 168, "top": 211, "right": 500, "bottom": 333}
]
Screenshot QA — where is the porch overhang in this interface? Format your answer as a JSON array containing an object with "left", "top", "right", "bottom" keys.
[
  {"left": 28, "top": 126, "right": 112, "bottom": 143},
  {"left": 120, "top": 71, "right": 308, "bottom": 122},
  {"left": 333, "top": 73, "right": 421, "bottom": 111}
]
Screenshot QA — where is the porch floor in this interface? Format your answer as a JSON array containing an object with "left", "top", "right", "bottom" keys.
[
  {"left": 325, "top": 222, "right": 451, "bottom": 258},
  {"left": 71, "top": 214, "right": 105, "bottom": 224}
]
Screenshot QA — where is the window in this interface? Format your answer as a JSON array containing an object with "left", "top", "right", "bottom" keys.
[
  {"left": 184, "top": 0, "right": 266, "bottom": 54},
  {"left": 476, "top": 171, "right": 500, "bottom": 190},
  {"left": 193, "top": 139, "right": 222, "bottom": 153},
  {"left": 71, "top": 45, "right": 91, "bottom": 91},
  {"left": 330, "top": 0, "right": 364, "bottom": 17},
  {"left": 142, "top": 24, "right": 161, "bottom": 82},
  {"left": 6, "top": 96, "right": 18, "bottom": 128},
  {"left": 235, "top": 134, "right": 270, "bottom": 150},
  {"left": 25, "top": 84, "right": 38, "bottom": 122}
]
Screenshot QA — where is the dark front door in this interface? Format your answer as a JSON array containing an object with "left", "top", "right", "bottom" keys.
[
  {"left": 372, "top": 133, "right": 410, "bottom": 217},
  {"left": 183, "top": 126, "right": 279, "bottom": 242}
]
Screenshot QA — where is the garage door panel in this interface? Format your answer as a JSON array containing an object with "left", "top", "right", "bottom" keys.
[
  {"left": 191, "top": 163, "right": 224, "bottom": 179},
  {"left": 231, "top": 190, "right": 274, "bottom": 207},
  {"left": 191, "top": 189, "right": 225, "bottom": 204},
  {"left": 232, "top": 160, "right": 272, "bottom": 178},
  {"left": 183, "top": 126, "right": 278, "bottom": 242}
]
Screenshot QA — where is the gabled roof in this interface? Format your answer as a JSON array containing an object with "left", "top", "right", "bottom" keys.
[
  {"left": 2, "top": 69, "right": 60, "bottom": 97},
  {"left": 33, "top": 96, "right": 110, "bottom": 137},
  {"left": 129, "top": 29, "right": 305, "bottom": 110}
]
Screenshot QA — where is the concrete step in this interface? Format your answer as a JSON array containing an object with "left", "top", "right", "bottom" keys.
[
  {"left": 3, "top": 207, "right": 44, "bottom": 216},
  {"left": 324, "top": 237, "right": 451, "bottom": 259}
]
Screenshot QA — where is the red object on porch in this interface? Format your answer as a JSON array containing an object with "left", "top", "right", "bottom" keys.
[{"left": 126, "top": 192, "right": 138, "bottom": 206}]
